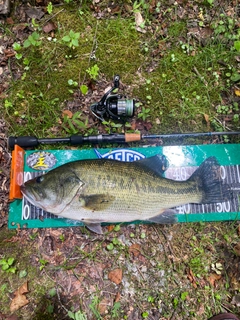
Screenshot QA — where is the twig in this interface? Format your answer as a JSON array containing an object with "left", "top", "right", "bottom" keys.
[
  {"left": 153, "top": 226, "right": 176, "bottom": 271},
  {"left": 82, "top": 21, "right": 99, "bottom": 84},
  {"left": 192, "top": 66, "right": 208, "bottom": 86},
  {"left": 44, "top": 8, "right": 65, "bottom": 24},
  {"left": 213, "top": 116, "right": 231, "bottom": 131}
]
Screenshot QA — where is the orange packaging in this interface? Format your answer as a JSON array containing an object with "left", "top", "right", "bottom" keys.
[{"left": 9, "top": 145, "right": 24, "bottom": 200}]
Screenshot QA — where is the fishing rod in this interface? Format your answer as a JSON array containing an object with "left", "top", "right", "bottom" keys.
[{"left": 8, "top": 131, "right": 240, "bottom": 149}]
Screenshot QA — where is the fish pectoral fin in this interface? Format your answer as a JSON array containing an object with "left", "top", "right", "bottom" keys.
[
  {"left": 147, "top": 209, "right": 177, "bottom": 224},
  {"left": 79, "top": 194, "right": 115, "bottom": 211},
  {"left": 84, "top": 222, "right": 103, "bottom": 234}
]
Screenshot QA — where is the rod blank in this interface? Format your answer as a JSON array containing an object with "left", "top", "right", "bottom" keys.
[{"left": 8, "top": 131, "right": 240, "bottom": 149}]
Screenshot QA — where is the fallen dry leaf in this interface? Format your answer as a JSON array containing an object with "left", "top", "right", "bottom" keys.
[
  {"left": 134, "top": 12, "right": 146, "bottom": 33},
  {"left": 0, "top": 314, "right": 19, "bottom": 320},
  {"left": 135, "top": 11, "right": 144, "bottom": 27},
  {"left": 234, "top": 89, "right": 240, "bottom": 96},
  {"left": 42, "top": 21, "right": 57, "bottom": 34},
  {"left": 233, "top": 243, "right": 240, "bottom": 256},
  {"left": 98, "top": 297, "right": 109, "bottom": 315},
  {"left": 207, "top": 273, "right": 221, "bottom": 287},
  {"left": 196, "top": 303, "right": 205, "bottom": 316},
  {"left": 204, "top": 113, "right": 210, "bottom": 127},
  {"left": 114, "top": 292, "right": 121, "bottom": 303},
  {"left": 62, "top": 110, "right": 73, "bottom": 119},
  {"left": 187, "top": 268, "right": 197, "bottom": 288},
  {"left": 129, "top": 243, "right": 141, "bottom": 258},
  {"left": 108, "top": 268, "right": 122, "bottom": 285},
  {"left": 10, "top": 282, "right": 29, "bottom": 312},
  {"left": 107, "top": 225, "right": 115, "bottom": 232}
]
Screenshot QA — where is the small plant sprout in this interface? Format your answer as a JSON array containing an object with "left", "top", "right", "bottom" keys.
[
  {"left": 68, "top": 79, "right": 78, "bottom": 93},
  {"left": 39, "top": 259, "right": 48, "bottom": 271},
  {"left": 80, "top": 84, "right": 88, "bottom": 95},
  {"left": 4, "top": 99, "right": 13, "bottom": 109},
  {"left": 62, "top": 30, "right": 80, "bottom": 49},
  {"left": 47, "top": 2, "right": 53, "bottom": 14},
  {"left": 13, "top": 42, "right": 22, "bottom": 59},
  {"left": 23, "top": 32, "right": 42, "bottom": 48},
  {"left": 114, "top": 224, "right": 121, "bottom": 232},
  {"left": 59, "top": 234, "right": 65, "bottom": 242},
  {"left": 68, "top": 310, "right": 87, "bottom": 320},
  {"left": 0, "top": 257, "right": 17, "bottom": 273},
  {"left": 68, "top": 79, "right": 78, "bottom": 87},
  {"left": 86, "top": 64, "right": 99, "bottom": 80},
  {"left": 142, "top": 311, "right": 149, "bottom": 319},
  {"left": 138, "top": 106, "right": 151, "bottom": 121},
  {"left": 19, "top": 269, "right": 28, "bottom": 278}
]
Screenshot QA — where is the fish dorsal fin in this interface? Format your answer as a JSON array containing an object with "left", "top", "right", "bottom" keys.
[
  {"left": 136, "top": 154, "right": 168, "bottom": 176},
  {"left": 79, "top": 194, "right": 115, "bottom": 211}
]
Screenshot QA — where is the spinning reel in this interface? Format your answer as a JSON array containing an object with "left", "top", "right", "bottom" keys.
[{"left": 90, "top": 75, "right": 135, "bottom": 122}]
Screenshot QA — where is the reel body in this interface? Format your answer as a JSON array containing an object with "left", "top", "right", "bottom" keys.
[{"left": 90, "top": 75, "right": 135, "bottom": 121}]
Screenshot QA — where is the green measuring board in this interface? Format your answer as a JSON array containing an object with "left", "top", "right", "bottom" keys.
[{"left": 8, "top": 144, "right": 240, "bottom": 229}]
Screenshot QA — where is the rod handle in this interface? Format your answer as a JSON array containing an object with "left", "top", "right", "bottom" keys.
[
  {"left": 8, "top": 136, "right": 39, "bottom": 149},
  {"left": 69, "top": 135, "right": 84, "bottom": 145},
  {"left": 125, "top": 133, "right": 141, "bottom": 142}
]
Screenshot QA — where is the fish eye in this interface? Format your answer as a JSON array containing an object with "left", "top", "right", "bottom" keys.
[{"left": 36, "top": 176, "right": 44, "bottom": 183}]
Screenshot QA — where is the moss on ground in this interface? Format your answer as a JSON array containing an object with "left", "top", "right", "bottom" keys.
[{"left": 4, "top": 1, "right": 239, "bottom": 137}]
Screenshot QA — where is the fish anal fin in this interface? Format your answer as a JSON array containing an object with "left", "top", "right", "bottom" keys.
[
  {"left": 84, "top": 222, "right": 103, "bottom": 234},
  {"left": 79, "top": 194, "right": 115, "bottom": 211},
  {"left": 147, "top": 209, "right": 177, "bottom": 224}
]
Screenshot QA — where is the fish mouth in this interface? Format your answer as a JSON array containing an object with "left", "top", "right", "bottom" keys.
[{"left": 20, "top": 185, "right": 37, "bottom": 204}]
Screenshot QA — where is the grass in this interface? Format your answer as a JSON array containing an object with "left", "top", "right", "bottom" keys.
[
  {"left": 4, "top": 1, "right": 239, "bottom": 137},
  {"left": 1, "top": 0, "right": 240, "bottom": 318}
]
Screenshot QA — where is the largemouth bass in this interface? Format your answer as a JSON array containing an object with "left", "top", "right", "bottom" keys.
[{"left": 21, "top": 156, "right": 231, "bottom": 234}]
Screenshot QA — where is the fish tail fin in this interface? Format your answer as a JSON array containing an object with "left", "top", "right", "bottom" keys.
[{"left": 189, "top": 156, "right": 232, "bottom": 204}]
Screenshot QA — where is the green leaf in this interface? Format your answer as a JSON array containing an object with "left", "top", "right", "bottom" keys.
[
  {"left": 234, "top": 40, "right": 240, "bottom": 51},
  {"left": 114, "top": 225, "right": 120, "bottom": 232},
  {"left": 80, "top": 84, "right": 88, "bottom": 95},
  {"left": 68, "top": 311, "right": 76, "bottom": 319},
  {"left": 62, "top": 35, "right": 70, "bottom": 42},
  {"left": 230, "top": 73, "right": 240, "bottom": 82},
  {"left": 8, "top": 267, "right": 17, "bottom": 273},
  {"left": 49, "top": 287, "right": 57, "bottom": 297},
  {"left": 173, "top": 297, "right": 178, "bottom": 308},
  {"left": 107, "top": 243, "right": 114, "bottom": 251},
  {"left": 142, "top": 312, "right": 149, "bottom": 318},
  {"left": 32, "top": 32, "right": 40, "bottom": 40},
  {"left": 15, "top": 53, "right": 23, "bottom": 60},
  {"left": 0, "top": 259, "right": 7, "bottom": 265},
  {"left": 19, "top": 270, "right": 28, "bottom": 278},
  {"left": 180, "top": 291, "right": 188, "bottom": 301},
  {"left": 7, "top": 257, "right": 15, "bottom": 266},
  {"left": 69, "top": 30, "right": 75, "bottom": 38},
  {"left": 72, "top": 39, "right": 79, "bottom": 47},
  {"left": 47, "top": 2, "right": 53, "bottom": 14},
  {"left": 13, "top": 43, "right": 21, "bottom": 51},
  {"left": 23, "top": 39, "right": 31, "bottom": 48},
  {"left": 2, "top": 264, "right": 9, "bottom": 271}
]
